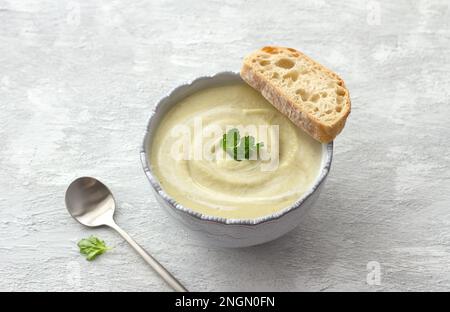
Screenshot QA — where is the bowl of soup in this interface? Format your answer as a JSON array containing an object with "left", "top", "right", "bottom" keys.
[{"left": 141, "top": 72, "right": 332, "bottom": 247}]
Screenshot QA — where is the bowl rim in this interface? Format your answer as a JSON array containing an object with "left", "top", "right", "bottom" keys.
[{"left": 140, "top": 71, "right": 333, "bottom": 225}]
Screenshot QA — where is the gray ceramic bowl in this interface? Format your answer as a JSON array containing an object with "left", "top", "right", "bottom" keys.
[{"left": 140, "top": 72, "right": 333, "bottom": 247}]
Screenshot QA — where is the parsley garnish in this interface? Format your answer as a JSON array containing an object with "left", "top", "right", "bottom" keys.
[
  {"left": 77, "top": 236, "right": 112, "bottom": 261},
  {"left": 221, "top": 128, "right": 264, "bottom": 161}
]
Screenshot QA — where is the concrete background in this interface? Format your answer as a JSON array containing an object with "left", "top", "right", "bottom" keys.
[{"left": 0, "top": 0, "right": 449, "bottom": 291}]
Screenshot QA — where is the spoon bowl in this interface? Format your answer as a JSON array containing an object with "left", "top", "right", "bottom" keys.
[{"left": 66, "top": 177, "right": 115, "bottom": 227}]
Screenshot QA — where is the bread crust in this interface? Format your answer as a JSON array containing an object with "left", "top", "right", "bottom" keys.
[{"left": 240, "top": 46, "right": 351, "bottom": 143}]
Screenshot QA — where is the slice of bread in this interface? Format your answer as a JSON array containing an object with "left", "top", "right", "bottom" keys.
[{"left": 240, "top": 46, "right": 350, "bottom": 143}]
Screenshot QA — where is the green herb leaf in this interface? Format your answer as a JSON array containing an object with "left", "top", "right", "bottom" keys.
[
  {"left": 222, "top": 129, "right": 264, "bottom": 161},
  {"left": 222, "top": 128, "right": 240, "bottom": 150},
  {"left": 77, "top": 236, "right": 112, "bottom": 261},
  {"left": 256, "top": 142, "right": 264, "bottom": 158},
  {"left": 243, "top": 136, "right": 252, "bottom": 159}
]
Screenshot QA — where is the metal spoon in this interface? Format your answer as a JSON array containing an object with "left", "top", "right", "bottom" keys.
[{"left": 65, "top": 176, "right": 187, "bottom": 292}]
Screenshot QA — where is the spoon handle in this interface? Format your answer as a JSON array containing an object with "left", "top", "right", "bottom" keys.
[{"left": 108, "top": 221, "right": 188, "bottom": 292}]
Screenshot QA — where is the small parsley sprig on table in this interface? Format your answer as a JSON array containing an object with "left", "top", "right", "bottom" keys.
[
  {"left": 221, "top": 128, "right": 264, "bottom": 161},
  {"left": 77, "top": 236, "right": 112, "bottom": 261}
]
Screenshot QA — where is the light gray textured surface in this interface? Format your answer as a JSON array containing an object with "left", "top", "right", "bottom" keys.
[{"left": 0, "top": 0, "right": 449, "bottom": 292}]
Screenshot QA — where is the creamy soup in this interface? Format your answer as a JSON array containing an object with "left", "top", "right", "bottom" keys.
[{"left": 150, "top": 83, "right": 322, "bottom": 219}]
